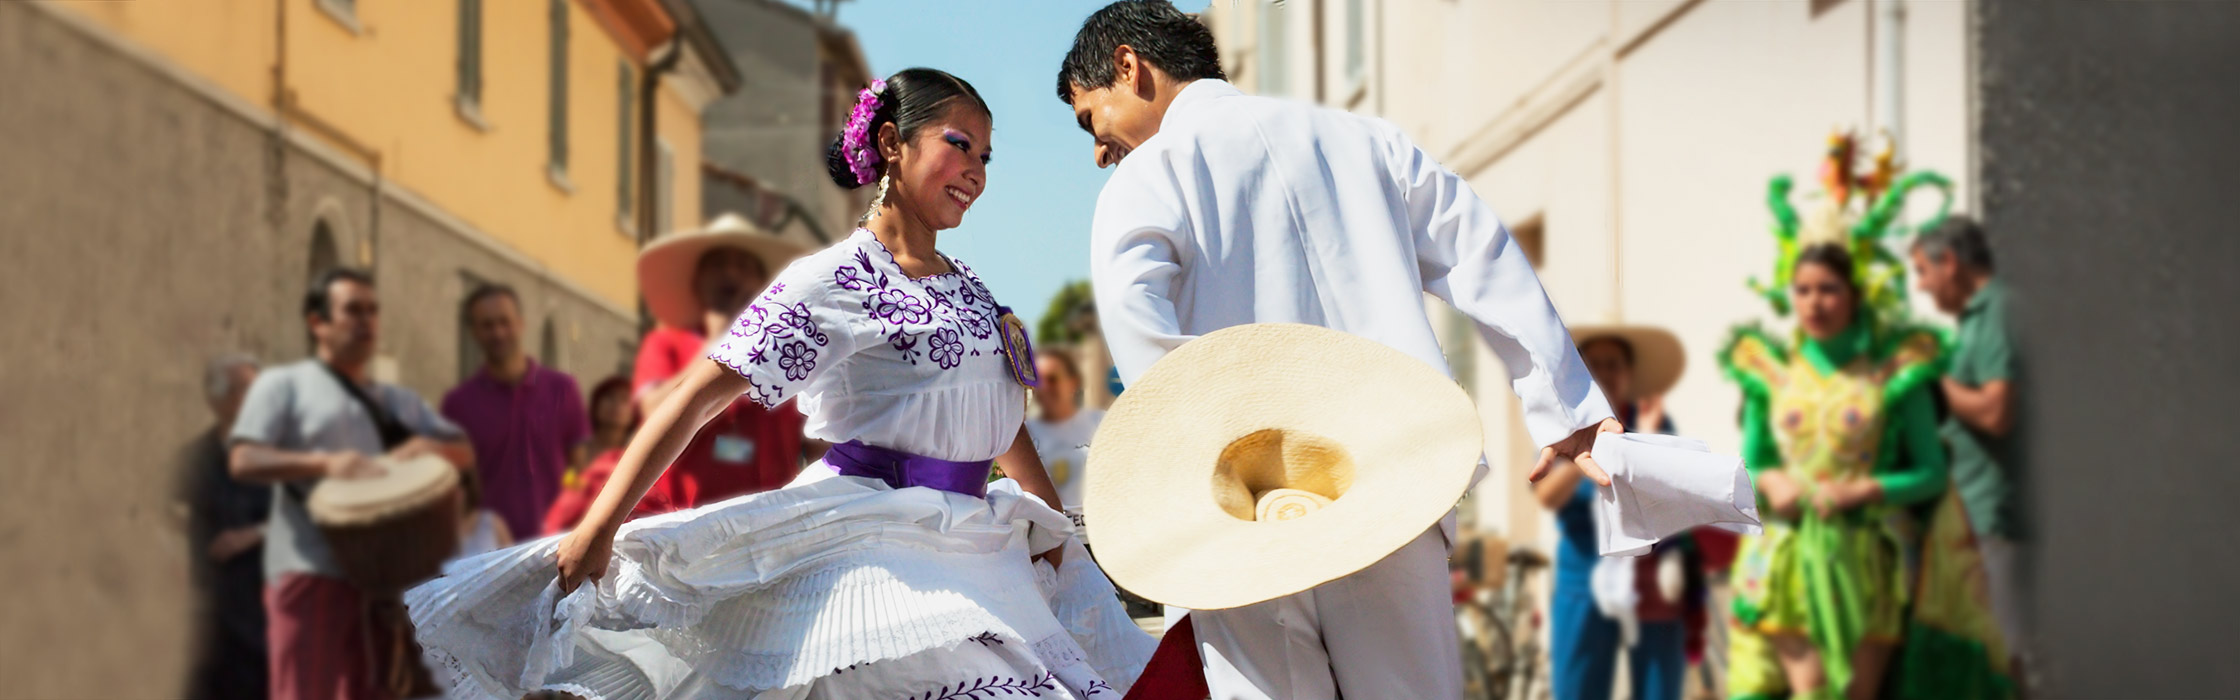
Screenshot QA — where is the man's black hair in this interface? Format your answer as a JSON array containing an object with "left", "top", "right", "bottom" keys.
[
  {"left": 1056, "top": 0, "right": 1226, "bottom": 104},
  {"left": 460, "top": 283, "right": 521, "bottom": 325},
  {"left": 304, "top": 267, "right": 375, "bottom": 321},
  {"left": 1579, "top": 336, "right": 1637, "bottom": 368}
]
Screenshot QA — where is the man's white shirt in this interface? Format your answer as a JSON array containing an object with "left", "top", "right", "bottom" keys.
[{"left": 1088, "top": 79, "right": 1611, "bottom": 456}]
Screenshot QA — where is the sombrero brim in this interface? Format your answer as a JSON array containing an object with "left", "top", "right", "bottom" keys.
[
  {"left": 1571, "top": 325, "right": 1686, "bottom": 399},
  {"left": 637, "top": 228, "right": 810, "bottom": 330},
  {"left": 1085, "top": 324, "right": 1485, "bottom": 610}
]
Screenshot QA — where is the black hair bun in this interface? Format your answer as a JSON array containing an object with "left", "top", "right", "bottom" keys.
[{"left": 825, "top": 138, "right": 867, "bottom": 190}]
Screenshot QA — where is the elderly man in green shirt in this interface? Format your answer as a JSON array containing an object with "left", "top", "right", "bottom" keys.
[{"left": 1911, "top": 214, "right": 2028, "bottom": 673}]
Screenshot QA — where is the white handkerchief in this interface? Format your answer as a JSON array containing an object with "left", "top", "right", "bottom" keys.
[
  {"left": 1592, "top": 432, "right": 1762, "bottom": 557},
  {"left": 519, "top": 579, "right": 593, "bottom": 689}
]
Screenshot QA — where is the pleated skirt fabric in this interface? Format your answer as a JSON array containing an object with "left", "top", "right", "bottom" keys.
[{"left": 405, "top": 467, "right": 1153, "bottom": 699}]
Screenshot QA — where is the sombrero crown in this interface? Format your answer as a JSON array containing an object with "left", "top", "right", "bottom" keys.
[{"left": 1085, "top": 324, "right": 1485, "bottom": 610}]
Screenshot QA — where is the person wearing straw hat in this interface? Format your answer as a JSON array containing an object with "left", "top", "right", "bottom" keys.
[
  {"left": 627, "top": 212, "right": 815, "bottom": 512},
  {"left": 1537, "top": 325, "right": 1702, "bottom": 700},
  {"left": 406, "top": 68, "right": 1153, "bottom": 700},
  {"left": 1057, "top": 3, "right": 1620, "bottom": 697}
]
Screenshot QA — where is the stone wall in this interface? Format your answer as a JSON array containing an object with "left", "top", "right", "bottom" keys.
[{"left": 0, "top": 4, "right": 638, "bottom": 694}]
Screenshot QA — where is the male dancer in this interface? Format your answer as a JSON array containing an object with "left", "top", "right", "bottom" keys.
[{"left": 1059, "top": 2, "right": 1619, "bottom": 697}]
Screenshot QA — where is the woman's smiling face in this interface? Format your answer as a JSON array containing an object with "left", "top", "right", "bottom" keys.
[{"left": 884, "top": 102, "right": 992, "bottom": 231}]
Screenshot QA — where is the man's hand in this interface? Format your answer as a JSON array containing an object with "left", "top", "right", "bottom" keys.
[
  {"left": 1528, "top": 417, "right": 1625, "bottom": 486},
  {"left": 390, "top": 436, "right": 476, "bottom": 470},
  {"left": 391, "top": 436, "right": 457, "bottom": 462},
  {"left": 207, "top": 525, "right": 265, "bottom": 563},
  {"left": 556, "top": 524, "right": 615, "bottom": 594},
  {"left": 323, "top": 451, "right": 384, "bottom": 480},
  {"left": 1758, "top": 470, "right": 1803, "bottom": 521}
]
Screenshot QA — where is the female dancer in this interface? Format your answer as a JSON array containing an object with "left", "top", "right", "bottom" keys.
[
  {"left": 1722, "top": 243, "right": 1947, "bottom": 700},
  {"left": 408, "top": 68, "right": 1152, "bottom": 699}
]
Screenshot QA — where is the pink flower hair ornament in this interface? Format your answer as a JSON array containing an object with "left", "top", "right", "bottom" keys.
[{"left": 839, "top": 79, "right": 889, "bottom": 187}]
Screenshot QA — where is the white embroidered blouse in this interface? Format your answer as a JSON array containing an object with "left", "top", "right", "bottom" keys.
[{"left": 709, "top": 229, "right": 1027, "bottom": 463}]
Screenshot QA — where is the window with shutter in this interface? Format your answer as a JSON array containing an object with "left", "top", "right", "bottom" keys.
[
  {"left": 548, "top": 0, "right": 571, "bottom": 180},
  {"left": 457, "top": 0, "right": 483, "bottom": 115},
  {"left": 618, "top": 61, "right": 635, "bottom": 230}
]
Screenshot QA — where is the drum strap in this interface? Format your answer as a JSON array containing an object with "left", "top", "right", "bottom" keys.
[{"left": 319, "top": 362, "right": 415, "bottom": 451}]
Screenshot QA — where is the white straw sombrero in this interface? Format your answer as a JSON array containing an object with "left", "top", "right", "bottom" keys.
[
  {"left": 637, "top": 213, "right": 811, "bottom": 330},
  {"left": 1084, "top": 324, "right": 1485, "bottom": 610},
  {"left": 1569, "top": 324, "right": 1686, "bottom": 398}
]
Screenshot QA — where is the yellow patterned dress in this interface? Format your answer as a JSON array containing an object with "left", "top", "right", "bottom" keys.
[{"left": 1719, "top": 323, "right": 1948, "bottom": 700}]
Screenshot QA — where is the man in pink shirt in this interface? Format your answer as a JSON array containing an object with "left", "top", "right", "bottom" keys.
[{"left": 442, "top": 284, "right": 590, "bottom": 541}]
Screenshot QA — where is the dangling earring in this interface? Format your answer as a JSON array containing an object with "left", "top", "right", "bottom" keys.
[{"left": 861, "top": 173, "right": 890, "bottom": 223}]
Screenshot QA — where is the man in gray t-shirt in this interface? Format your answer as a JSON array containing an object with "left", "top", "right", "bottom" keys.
[{"left": 228, "top": 268, "right": 470, "bottom": 700}]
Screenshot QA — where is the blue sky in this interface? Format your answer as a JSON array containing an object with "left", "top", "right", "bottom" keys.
[{"left": 795, "top": 0, "right": 1211, "bottom": 331}]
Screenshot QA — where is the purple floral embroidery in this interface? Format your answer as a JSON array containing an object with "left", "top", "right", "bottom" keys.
[
  {"left": 737, "top": 373, "right": 785, "bottom": 407},
  {"left": 957, "top": 307, "right": 995, "bottom": 340},
  {"left": 778, "top": 302, "right": 826, "bottom": 340},
  {"left": 749, "top": 302, "right": 829, "bottom": 352},
  {"left": 964, "top": 272, "right": 995, "bottom": 308},
  {"left": 835, "top": 265, "right": 874, "bottom": 292},
  {"left": 821, "top": 235, "right": 1014, "bottom": 371},
  {"left": 769, "top": 283, "right": 786, "bottom": 294},
  {"left": 777, "top": 341, "right": 818, "bottom": 381},
  {"left": 889, "top": 331, "right": 921, "bottom": 364},
  {"left": 709, "top": 272, "right": 847, "bottom": 407},
  {"left": 929, "top": 328, "right": 966, "bottom": 369},
  {"left": 727, "top": 305, "right": 771, "bottom": 338},
  {"left": 872, "top": 288, "right": 933, "bottom": 326},
  {"left": 901, "top": 672, "right": 1057, "bottom": 700},
  {"left": 930, "top": 290, "right": 961, "bottom": 324},
  {"left": 1084, "top": 680, "right": 1113, "bottom": 696},
  {"left": 966, "top": 632, "right": 1003, "bottom": 647},
  {"left": 850, "top": 248, "right": 894, "bottom": 288}
]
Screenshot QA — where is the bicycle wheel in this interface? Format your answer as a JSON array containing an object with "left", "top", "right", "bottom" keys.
[{"left": 1459, "top": 601, "right": 1515, "bottom": 699}]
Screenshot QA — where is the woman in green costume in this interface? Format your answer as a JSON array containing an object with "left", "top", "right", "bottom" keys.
[
  {"left": 1722, "top": 133, "right": 2011, "bottom": 700},
  {"left": 1721, "top": 242, "right": 1948, "bottom": 700}
]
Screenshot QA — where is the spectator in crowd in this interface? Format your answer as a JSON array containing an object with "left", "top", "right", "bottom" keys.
[
  {"left": 228, "top": 268, "right": 472, "bottom": 700},
  {"left": 626, "top": 215, "right": 817, "bottom": 512},
  {"left": 1912, "top": 214, "right": 2029, "bottom": 676},
  {"left": 1536, "top": 326, "right": 1698, "bottom": 700},
  {"left": 582, "top": 376, "right": 635, "bottom": 464},
  {"left": 1024, "top": 347, "right": 1104, "bottom": 511},
  {"left": 441, "top": 283, "right": 590, "bottom": 543},
  {"left": 541, "top": 377, "right": 635, "bottom": 536},
  {"left": 178, "top": 353, "right": 271, "bottom": 700}
]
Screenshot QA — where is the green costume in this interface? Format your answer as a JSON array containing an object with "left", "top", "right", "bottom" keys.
[
  {"left": 1721, "top": 134, "right": 2009, "bottom": 700},
  {"left": 1721, "top": 322, "right": 1945, "bottom": 698}
]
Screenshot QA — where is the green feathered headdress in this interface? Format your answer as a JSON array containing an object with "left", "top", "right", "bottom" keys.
[{"left": 1745, "top": 131, "right": 1954, "bottom": 332}]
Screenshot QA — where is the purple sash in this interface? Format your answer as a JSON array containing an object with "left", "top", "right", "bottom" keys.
[{"left": 824, "top": 441, "right": 993, "bottom": 498}]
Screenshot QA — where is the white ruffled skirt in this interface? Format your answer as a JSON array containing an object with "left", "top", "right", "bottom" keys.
[{"left": 405, "top": 466, "right": 1155, "bottom": 699}]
